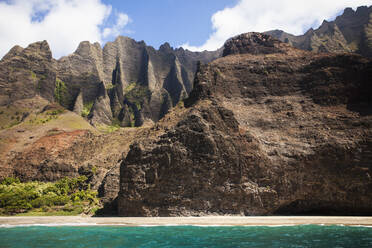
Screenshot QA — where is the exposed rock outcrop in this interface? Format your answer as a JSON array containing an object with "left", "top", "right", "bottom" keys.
[
  {"left": 266, "top": 6, "right": 372, "bottom": 57},
  {"left": 73, "top": 91, "right": 84, "bottom": 116},
  {"left": 89, "top": 82, "right": 113, "bottom": 126},
  {"left": 223, "top": 33, "right": 289, "bottom": 56},
  {"left": 118, "top": 33, "right": 372, "bottom": 216},
  {"left": 0, "top": 41, "right": 56, "bottom": 106},
  {"left": 56, "top": 37, "right": 221, "bottom": 127}
]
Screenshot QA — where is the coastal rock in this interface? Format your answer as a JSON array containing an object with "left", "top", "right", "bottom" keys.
[{"left": 118, "top": 32, "right": 372, "bottom": 216}]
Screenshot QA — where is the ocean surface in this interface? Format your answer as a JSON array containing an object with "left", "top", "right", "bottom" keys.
[{"left": 0, "top": 224, "right": 372, "bottom": 247}]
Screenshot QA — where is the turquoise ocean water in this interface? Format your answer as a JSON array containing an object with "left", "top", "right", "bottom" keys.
[{"left": 1, "top": 225, "right": 372, "bottom": 247}]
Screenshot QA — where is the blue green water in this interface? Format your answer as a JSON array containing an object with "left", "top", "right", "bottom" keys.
[{"left": 0, "top": 225, "right": 372, "bottom": 247}]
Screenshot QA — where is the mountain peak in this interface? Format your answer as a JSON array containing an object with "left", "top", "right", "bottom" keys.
[
  {"left": 343, "top": 7, "right": 355, "bottom": 16},
  {"left": 1, "top": 45, "right": 23, "bottom": 61},
  {"left": 159, "top": 42, "right": 173, "bottom": 52},
  {"left": 23, "top": 40, "right": 52, "bottom": 60},
  {"left": 222, "top": 32, "right": 288, "bottom": 56},
  {"left": 356, "top": 5, "right": 369, "bottom": 14},
  {"left": 74, "top": 41, "right": 102, "bottom": 57}
]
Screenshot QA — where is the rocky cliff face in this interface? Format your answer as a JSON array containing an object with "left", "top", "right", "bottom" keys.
[
  {"left": 56, "top": 37, "right": 221, "bottom": 127},
  {"left": 0, "top": 41, "right": 56, "bottom": 106},
  {"left": 118, "top": 32, "right": 372, "bottom": 216},
  {"left": 0, "top": 36, "right": 220, "bottom": 128},
  {"left": 266, "top": 6, "right": 372, "bottom": 58}
]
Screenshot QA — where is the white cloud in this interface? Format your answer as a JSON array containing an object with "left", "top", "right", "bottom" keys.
[
  {"left": 103, "top": 13, "right": 131, "bottom": 38},
  {"left": 181, "top": 0, "right": 372, "bottom": 51},
  {"left": 0, "top": 0, "right": 130, "bottom": 59}
]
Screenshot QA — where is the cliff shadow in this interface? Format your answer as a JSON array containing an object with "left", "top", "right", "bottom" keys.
[
  {"left": 93, "top": 197, "right": 118, "bottom": 217},
  {"left": 347, "top": 103, "right": 372, "bottom": 116},
  {"left": 274, "top": 199, "right": 372, "bottom": 216}
]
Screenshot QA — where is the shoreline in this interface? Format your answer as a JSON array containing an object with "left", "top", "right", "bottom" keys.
[{"left": 1, "top": 216, "right": 372, "bottom": 227}]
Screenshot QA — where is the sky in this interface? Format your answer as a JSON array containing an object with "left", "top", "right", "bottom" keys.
[{"left": 0, "top": 0, "right": 371, "bottom": 59}]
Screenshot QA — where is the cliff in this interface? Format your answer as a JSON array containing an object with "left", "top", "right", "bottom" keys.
[
  {"left": 1, "top": 5, "right": 372, "bottom": 216},
  {"left": 56, "top": 37, "right": 221, "bottom": 127},
  {"left": 0, "top": 41, "right": 56, "bottom": 106},
  {"left": 118, "top": 33, "right": 372, "bottom": 216},
  {"left": 266, "top": 6, "right": 372, "bottom": 58}
]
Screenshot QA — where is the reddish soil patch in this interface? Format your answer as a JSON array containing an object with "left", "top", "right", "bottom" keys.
[{"left": 29, "top": 130, "right": 88, "bottom": 156}]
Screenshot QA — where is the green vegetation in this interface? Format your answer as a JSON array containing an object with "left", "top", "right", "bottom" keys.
[
  {"left": 106, "top": 124, "right": 120, "bottom": 133},
  {"left": 1, "top": 177, "right": 20, "bottom": 185},
  {"left": 30, "top": 71, "right": 38, "bottom": 89},
  {"left": 97, "top": 123, "right": 120, "bottom": 133},
  {"left": 55, "top": 113, "right": 96, "bottom": 131},
  {"left": 54, "top": 78, "right": 68, "bottom": 106},
  {"left": 0, "top": 176, "right": 100, "bottom": 216},
  {"left": 27, "top": 108, "right": 64, "bottom": 125},
  {"left": 81, "top": 102, "right": 94, "bottom": 118},
  {"left": 177, "top": 100, "right": 184, "bottom": 108},
  {"left": 128, "top": 106, "right": 136, "bottom": 127},
  {"left": 0, "top": 106, "right": 28, "bottom": 130},
  {"left": 124, "top": 82, "right": 151, "bottom": 111},
  {"left": 106, "top": 83, "right": 116, "bottom": 90},
  {"left": 124, "top": 82, "right": 137, "bottom": 94},
  {"left": 30, "top": 71, "right": 37, "bottom": 81},
  {"left": 91, "top": 165, "right": 97, "bottom": 175},
  {"left": 96, "top": 118, "right": 123, "bottom": 133}
]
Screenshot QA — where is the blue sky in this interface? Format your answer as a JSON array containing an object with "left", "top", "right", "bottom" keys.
[
  {"left": 0, "top": 0, "right": 371, "bottom": 58},
  {"left": 102, "top": 0, "right": 238, "bottom": 49}
]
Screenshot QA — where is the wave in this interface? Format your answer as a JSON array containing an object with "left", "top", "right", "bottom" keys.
[{"left": 2, "top": 223, "right": 372, "bottom": 228}]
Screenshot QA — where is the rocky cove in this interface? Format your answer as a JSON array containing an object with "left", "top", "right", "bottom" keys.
[{"left": 0, "top": 6, "right": 371, "bottom": 217}]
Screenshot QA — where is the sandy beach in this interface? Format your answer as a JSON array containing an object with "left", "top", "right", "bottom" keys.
[{"left": 1, "top": 216, "right": 372, "bottom": 227}]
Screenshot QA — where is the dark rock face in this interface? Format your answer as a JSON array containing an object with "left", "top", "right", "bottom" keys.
[
  {"left": 266, "top": 6, "right": 372, "bottom": 58},
  {"left": 223, "top": 33, "right": 288, "bottom": 56},
  {"left": 98, "top": 163, "right": 121, "bottom": 214},
  {"left": 118, "top": 32, "right": 372, "bottom": 216},
  {"left": 119, "top": 105, "right": 275, "bottom": 216}
]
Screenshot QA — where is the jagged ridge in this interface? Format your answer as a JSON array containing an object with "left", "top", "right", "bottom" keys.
[
  {"left": 266, "top": 6, "right": 372, "bottom": 57},
  {"left": 0, "top": 37, "right": 221, "bottom": 128},
  {"left": 57, "top": 37, "right": 221, "bottom": 127}
]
